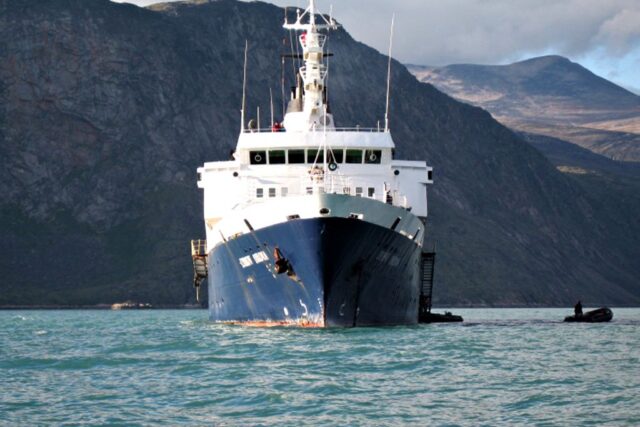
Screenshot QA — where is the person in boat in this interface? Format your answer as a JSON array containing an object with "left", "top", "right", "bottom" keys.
[
  {"left": 574, "top": 300, "right": 583, "bottom": 316},
  {"left": 271, "top": 121, "right": 283, "bottom": 132}
]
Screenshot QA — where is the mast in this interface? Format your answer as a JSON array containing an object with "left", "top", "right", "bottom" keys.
[
  {"left": 385, "top": 14, "right": 395, "bottom": 133},
  {"left": 283, "top": 0, "right": 339, "bottom": 132},
  {"left": 240, "top": 40, "right": 248, "bottom": 133}
]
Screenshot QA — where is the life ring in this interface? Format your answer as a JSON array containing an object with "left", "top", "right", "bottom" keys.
[{"left": 328, "top": 162, "right": 338, "bottom": 171}]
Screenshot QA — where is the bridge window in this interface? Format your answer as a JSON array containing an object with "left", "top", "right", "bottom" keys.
[
  {"left": 269, "top": 150, "right": 285, "bottom": 164},
  {"left": 328, "top": 149, "right": 344, "bottom": 164},
  {"left": 346, "top": 149, "right": 363, "bottom": 164},
  {"left": 307, "top": 149, "right": 324, "bottom": 164},
  {"left": 288, "top": 149, "right": 305, "bottom": 164},
  {"left": 250, "top": 151, "right": 267, "bottom": 165},
  {"left": 365, "top": 150, "right": 382, "bottom": 164}
]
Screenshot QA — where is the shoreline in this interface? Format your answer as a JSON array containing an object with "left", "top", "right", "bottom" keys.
[
  {"left": 1, "top": 305, "right": 637, "bottom": 310},
  {"left": 0, "top": 305, "right": 205, "bottom": 310}
]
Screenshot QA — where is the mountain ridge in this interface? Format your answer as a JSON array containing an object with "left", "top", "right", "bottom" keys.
[
  {"left": 1, "top": 0, "right": 639, "bottom": 307},
  {"left": 409, "top": 55, "right": 640, "bottom": 162}
]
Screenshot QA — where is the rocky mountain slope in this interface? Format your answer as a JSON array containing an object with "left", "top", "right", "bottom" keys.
[
  {"left": 409, "top": 56, "right": 640, "bottom": 162},
  {"left": 2, "top": 0, "right": 639, "bottom": 307}
]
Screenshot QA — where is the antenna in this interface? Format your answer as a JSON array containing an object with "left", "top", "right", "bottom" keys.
[
  {"left": 325, "top": 26, "right": 331, "bottom": 110},
  {"left": 384, "top": 14, "right": 395, "bottom": 133},
  {"left": 270, "top": 88, "right": 275, "bottom": 128},
  {"left": 281, "top": 54, "right": 286, "bottom": 119},
  {"left": 282, "top": 7, "right": 288, "bottom": 119},
  {"left": 241, "top": 40, "right": 248, "bottom": 133},
  {"left": 309, "top": 0, "right": 316, "bottom": 25}
]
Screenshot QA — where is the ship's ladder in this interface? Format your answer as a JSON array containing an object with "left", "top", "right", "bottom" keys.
[
  {"left": 191, "top": 239, "right": 208, "bottom": 303},
  {"left": 419, "top": 251, "right": 436, "bottom": 316}
]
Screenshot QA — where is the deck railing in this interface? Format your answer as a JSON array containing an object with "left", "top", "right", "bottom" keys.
[
  {"left": 190, "top": 239, "right": 207, "bottom": 257},
  {"left": 242, "top": 126, "right": 386, "bottom": 134}
]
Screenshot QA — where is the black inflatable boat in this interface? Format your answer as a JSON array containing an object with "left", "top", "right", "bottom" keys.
[
  {"left": 564, "top": 307, "right": 613, "bottom": 323},
  {"left": 420, "top": 311, "right": 464, "bottom": 323}
]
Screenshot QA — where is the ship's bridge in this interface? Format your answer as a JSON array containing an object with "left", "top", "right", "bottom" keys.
[{"left": 235, "top": 128, "right": 395, "bottom": 166}]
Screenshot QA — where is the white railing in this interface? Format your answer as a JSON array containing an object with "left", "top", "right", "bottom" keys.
[
  {"left": 241, "top": 126, "right": 386, "bottom": 134},
  {"left": 300, "top": 33, "right": 327, "bottom": 49}
]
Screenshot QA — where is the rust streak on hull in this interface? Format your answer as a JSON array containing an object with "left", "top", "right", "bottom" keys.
[{"left": 222, "top": 319, "right": 325, "bottom": 328}]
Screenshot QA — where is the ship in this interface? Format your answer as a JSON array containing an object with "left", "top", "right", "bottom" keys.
[{"left": 191, "top": 0, "right": 434, "bottom": 327}]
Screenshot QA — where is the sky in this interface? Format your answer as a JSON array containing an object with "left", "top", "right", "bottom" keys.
[{"left": 113, "top": 0, "right": 640, "bottom": 94}]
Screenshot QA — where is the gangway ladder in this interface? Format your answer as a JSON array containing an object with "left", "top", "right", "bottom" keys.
[
  {"left": 418, "top": 251, "right": 436, "bottom": 320},
  {"left": 191, "top": 239, "right": 208, "bottom": 303}
]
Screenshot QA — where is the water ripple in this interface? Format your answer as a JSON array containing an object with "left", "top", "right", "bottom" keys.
[{"left": 0, "top": 308, "right": 639, "bottom": 425}]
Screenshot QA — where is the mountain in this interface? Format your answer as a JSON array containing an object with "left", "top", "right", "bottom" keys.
[
  {"left": 1, "top": 0, "right": 639, "bottom": 307},
  {"left": 409, "top": 56, "right": 640, "bottom": 162}
]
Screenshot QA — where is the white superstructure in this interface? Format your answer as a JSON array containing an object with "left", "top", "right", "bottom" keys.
[{"left": 197, "top": 0, "right": 433, "bottom": 250}]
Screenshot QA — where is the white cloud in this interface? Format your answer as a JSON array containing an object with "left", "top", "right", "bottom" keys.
[
  {"left": 596, "top": 8, "right": 640, "bottom": 56},
  {"left": 315, "top": 0, "right": 640, "bottom": 66}
]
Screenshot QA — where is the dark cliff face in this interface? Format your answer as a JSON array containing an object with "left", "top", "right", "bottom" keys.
[{"left": 1, "top": 0, "right": 639, "bottom": 306}]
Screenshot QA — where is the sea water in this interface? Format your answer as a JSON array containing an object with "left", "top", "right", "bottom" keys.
[{"left": 1, "top": 308, "right": 639, "bottom": 426}]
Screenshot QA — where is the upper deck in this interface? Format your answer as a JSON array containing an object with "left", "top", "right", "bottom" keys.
[{"left": 236, "top": 128, "right": 395, "bottom": 150}]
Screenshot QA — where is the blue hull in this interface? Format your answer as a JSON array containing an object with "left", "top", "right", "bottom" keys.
[{"left": 208, "top": 217, "right": 422, "bottom": 327}]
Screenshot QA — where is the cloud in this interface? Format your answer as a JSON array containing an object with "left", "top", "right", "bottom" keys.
[
  {"left": 310, "top": 0, "right": 640, "bottom": 67},
  {"left": 596, "top": 8, "right": 640, "bottom": 56}
]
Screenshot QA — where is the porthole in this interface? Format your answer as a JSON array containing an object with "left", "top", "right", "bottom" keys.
[
  {"left": 319, "top": 208, "right": 330, "bottom": 215},
  {"left": 365, "top": 150, "right": 382, "bottom": 164},
  {"left": 233, "top": 172, "right": 239, "bottom": 177},
  {"left": 250, "top": 150, "right": 267, "bottom": 165},
  {"left": 394, "top": 170, "right": 400, "bottom": 176}
]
